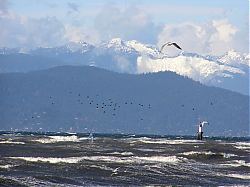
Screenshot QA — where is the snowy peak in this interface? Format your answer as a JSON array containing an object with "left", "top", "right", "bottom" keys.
[
  {"left": 100, "top": 38, "right": 134, "bottom": 53},
  {"left": 137, "top": 53, "right": 245, "bottom": 84},
  {"left": 0, "top": 38, "right": 249, "bottom": 95},
  {"left": 225, "top": 50, "right": 241, "bottom": 59},
  {"left": 66, "top": 41, "right": 94, "bottom": 53},
  {"left": 109, "top": 38, "right": 124, "bottom": 46},
  {"left": 100, "top": 38, "right": 160, "bottom": 55},
  {"left": 126, "top": 40, "right": 160, "bottom": 57},
  {"left": 217, "top": 50, "right": 249, "bottom": 67}
]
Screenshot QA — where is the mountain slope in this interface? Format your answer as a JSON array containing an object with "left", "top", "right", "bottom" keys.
[
  {"left": 0, "top": 65, "right": 248, "bottom": 136},
  {"left": 0, "top": 39, "right": 249, "bottom": 95}
]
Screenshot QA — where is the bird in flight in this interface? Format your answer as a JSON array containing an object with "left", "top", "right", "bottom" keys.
[{"left": 160, "top": 42, "right": 182, "bottom": 53}]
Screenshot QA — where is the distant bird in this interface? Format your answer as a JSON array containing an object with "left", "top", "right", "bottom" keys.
[{"left": 160, "top": 42, "right": 182, "bottom": 53}]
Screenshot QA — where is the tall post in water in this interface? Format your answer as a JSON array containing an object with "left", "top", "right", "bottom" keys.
[
  {"left": 197, "top": 121, "right": 209, "bottom": 140},
  {"left": 197, "top": 122, "right": 203, "bottom": 140}
]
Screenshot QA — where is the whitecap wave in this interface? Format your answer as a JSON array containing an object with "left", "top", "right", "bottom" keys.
[
  {"left": 226, "top": 174, "right": 250, "bottom": 180},
  {"left": 9, "top": 156, "right": 83, "bottom": 164},
  {"left": 233, "top": 142, "right": 250, "bottom": 151},
  {"left": 84, "top": 155, "right": 183, "bottom": 164},
  {"left": 134, "top": 156, "right": 182, "bottom": 163},
  {"left": 0, "top": 140, "right": 25, "bottom": 144},
  {"left": 33, "top": 135, "right": 89, "bottom": 144},
  {"left": 180, "top": 151, "right": 237, "bottom": 158},
  {"left": 110, "top": 152, "right": 134, "bottom": 156},
  {"left": 81, "top": 156, "right": 131, "bottom": 163},
  {"left": 8, "top": 155, "right": 185, "bottom": 164},
  {"left": 137, "top": 139, "right": 204, "bottom": 145},
  {"left": 136, "top": 148, "right": 163, "bottom": 152},
  {"left": 220, "top": 160, "right": 250, "bottom": 168},
  {"left": 0, "top": 164, "right": 16, "bottom": 169}
]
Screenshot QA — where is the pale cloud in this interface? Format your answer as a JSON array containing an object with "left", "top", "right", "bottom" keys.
[
  {"left": 94, "top": 4, "right": 161, "bottom": 44},
  {"left": 0, "top": 13, "right": 67, "bottom": 48},
  {"left": 0, "top": 0, "right": 8, "bottom": 16},
  {"left": 67, "top": 2, "right": 79, "bottom": 14},
  {"left": 157, "top": 19, "right": 244, "bottom": 55},
  {"left": 211, "top": 19, "right": 237, "bottom": 42},
  {"left": 64, "top": 25, "right": 100, "bottom": 44},
  {"left": 24, "top": 17, "right": 67, "bottom": 48},
  {"left": 139, "top": 4, "right": 226, "bottom": 20},
  {"left": 113, "top": 55, "right": 131, "bottom": 73},
  {"left": 158, "top": 22, "right": 211, "bottom": 55},
  {"left": 0, "top": 1, "right": 247, "bottom": 56}
]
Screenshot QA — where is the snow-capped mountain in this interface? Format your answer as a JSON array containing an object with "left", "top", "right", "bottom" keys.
[
  {"left": 217, "top": 50, "right": 249, "bottom": 68},
  {"left": 100, "top": 38, "right": 135, "bottom": 53},
  {"left": 137, "top": 53, "right": 245, "bottom": 84},
  {"left": 30, "top": 41, "right": 94, "bottom": 56},
  {"left": 66, "top": 41, "right": 94, "bottom": 53},
  {"left": 0, "top": 38, "right": 249, "bottom": 95},
  {"left": 99, "top": 38, "right": 159, "bottom": 57}
]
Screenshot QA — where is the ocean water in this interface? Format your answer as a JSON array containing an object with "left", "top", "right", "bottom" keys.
[{"left": 0, "top": 131, "right": 249, "bottom": 186}]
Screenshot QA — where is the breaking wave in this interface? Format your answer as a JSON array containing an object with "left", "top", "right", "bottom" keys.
[
  {"left": 136, "top": 138, "right": 204, "bottom": 145},
  {"left": 180, "top": 151, "right": 237, "bottom": 159},
  {"left": 226, "top": 174, "right": 250, "bottom": 180},
  {"left": 220, "top": 160, "right": 250, "bottom": 168},
  {"left": 233, "top": 142, "right": 250, "bottom": 151},
  {"left": 8, "top": 155, "right": 184, "bottom": 164},
  {"left": 0, "top": 140, "right": 25, "bottom": 144},
  {"left": 8, "top": 157, "right": 83, "bottom": 164},
  {"left": 33, "top": 135, "right": 89, "bottom": 144},
  {"left": 0, "top": 164, "right": 16, "bottom": 169}
]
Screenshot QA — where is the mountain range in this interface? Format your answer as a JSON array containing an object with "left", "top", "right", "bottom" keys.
[
  {"left": 0, "top": 65, "right": 249, "bottom": 136},
  {"left": 0, "top": 38, "right": 249, "bottom": 95}
]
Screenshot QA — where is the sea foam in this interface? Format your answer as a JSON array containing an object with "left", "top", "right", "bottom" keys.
[
  {"left": 137, "top": 139, "right": 204, "bottom": 145},
  {"left": 9, "top": 157, "right": 83, "bottom": 164},
  {"left": 33, "top": 135, "right": 89, "bottom": 144},
  {"left": 0, "top": 140, "right": 25, "bottom": 144}
]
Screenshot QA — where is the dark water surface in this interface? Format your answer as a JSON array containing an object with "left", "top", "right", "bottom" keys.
[{"left": 0, "top": 131, "right": 249, "bottom": 186}]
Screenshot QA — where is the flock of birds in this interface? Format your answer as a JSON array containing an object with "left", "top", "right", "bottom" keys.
[
  {"left": 40, "top": 89, "right": 214, "bottom": 120},
  {"left": 45, "top": 91, "right": 153, "bottom": 122}
]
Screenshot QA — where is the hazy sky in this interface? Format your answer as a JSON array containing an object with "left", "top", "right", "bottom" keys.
[{"left": 0, "top": 0, "right": 249, "bottom": 55}]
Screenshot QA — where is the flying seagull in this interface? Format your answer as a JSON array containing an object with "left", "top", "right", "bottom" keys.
[{"left": 160, "top": 42, "right": 182, "bottom": 53}]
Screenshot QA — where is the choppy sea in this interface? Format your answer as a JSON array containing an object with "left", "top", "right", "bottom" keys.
[{"left": 0, "top": 131, "right": 249, "bottom": 186}]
